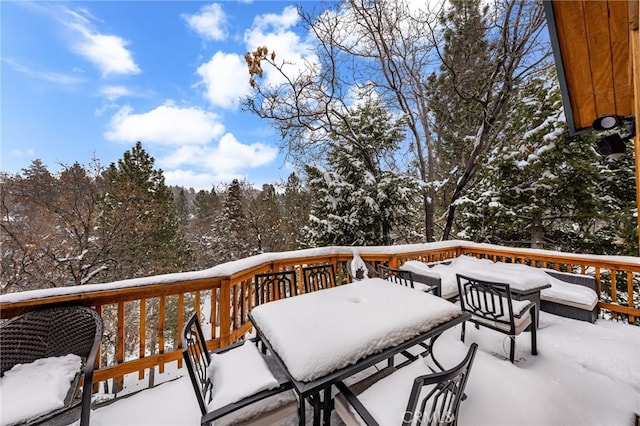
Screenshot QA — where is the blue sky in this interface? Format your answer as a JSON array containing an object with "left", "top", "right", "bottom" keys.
[{"left": 1, "top": 1, "right": 324, "bottom": 190}]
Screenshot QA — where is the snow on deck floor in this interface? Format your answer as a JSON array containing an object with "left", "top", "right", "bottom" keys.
[{"left": 87, "top": 312, "right": 640, "bottom": 426}]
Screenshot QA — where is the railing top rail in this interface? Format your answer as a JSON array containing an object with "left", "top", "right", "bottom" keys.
[
  {"left": 2, "top": 240, "right": 638, "bottom": 307},
  {"left": 461, "top": 243, "right": 640, "bottom": 269},
  {"left": 0, "top": 241, "right": 464, "bottom": 305}
]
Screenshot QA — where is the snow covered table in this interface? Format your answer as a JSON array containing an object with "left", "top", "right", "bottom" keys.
[
  {"left": 249, "top": 278, "right": 468, "bottom": 425},
  {"left": 402, "top": 256, "right": 552, "bottom": 327}
]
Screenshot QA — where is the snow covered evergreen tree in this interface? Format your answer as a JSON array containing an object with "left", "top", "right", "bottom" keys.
[
  {"left": 98, "top": 142, "right": 190, "bottom": 279},
  {"left": 426, "top": 0, "right": 549, "bottom": 239},
  {"left": 593, "top": 152, "right": 638, "bottom": 255},
  {"left": 458, "top": 71, "right": 609, "bottom": 252},
  {"left": 304, "top": 99, "right": 418, "bottom": 246},
  {"left": 281, "top": 172, "right": 312, "bottom": 248}
]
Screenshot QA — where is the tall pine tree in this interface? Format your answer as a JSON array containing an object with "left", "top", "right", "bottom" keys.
[
  {"left": 304, "top": 99, "right": 418, "bottom": 246},
  {"left": 98, "top": 142, "right": 190, "bottom": 279},
  {"left": 458, "top": 71, "right": 605, "bottom": 252}
]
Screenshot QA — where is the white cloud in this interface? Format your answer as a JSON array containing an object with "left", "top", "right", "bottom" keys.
[
  {"left": 61, "top": 6, "right": 140, "bottom": 77},
  {"left": 157, "top": 133, "right": 278, "bottom": 184},
  {"left": 95, "top": 85, "right": 139, "bottom": 116},
  {"left": 162, "top": 169, "right": 219, "bottom": 191},
  {"left": 104, "top": 102, "right": 225, "bottom": 145},
  {"left": 193, "top": 6, "right": 319, "bottom": 110},
  {"left": 10, "top": 148, "right": 36, "bottom": 158},
  {"left": 251, "top": 5, "right": 299, "bottom": 31},
  {"left": 182, "top": 3, "right": 227, "bottom": 41},
  {"left": 196, "top": 52, "right": 251, "bottom": 109},
  {"left": 99, "top": 85, "right": 134, "bottom": 101},
  {"left": 2, "top": 57, "right": 84, "bottom": 85}
]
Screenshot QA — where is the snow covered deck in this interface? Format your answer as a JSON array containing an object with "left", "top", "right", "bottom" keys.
[
  {"left": 1, "top": 241, "right": 638, "bottom": 424},
  {"left": 87, "top": 311, "right": 640, "bottom": 425}
]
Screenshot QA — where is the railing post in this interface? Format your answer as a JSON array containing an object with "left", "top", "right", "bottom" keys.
[{"left": 219, "top": 278, "right": 232, "bottom": 347}]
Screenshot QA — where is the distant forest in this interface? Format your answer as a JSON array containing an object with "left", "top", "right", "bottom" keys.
[{"left": 1, "top": 133, "right": 636, "bottom": 295}]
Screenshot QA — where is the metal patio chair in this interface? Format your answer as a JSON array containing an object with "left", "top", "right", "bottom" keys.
[
  {"left": 377, "top": 264, "right": 416, "bottom": 288},
  {"left": 378, "top": 265, "right": 440, "bottom": 295},
  {"left": 302, "top": 264, "right": 336, "bottom": 293},
  {"left": 457, "top": 274, "right": 537, "bottom": 363},
  {"left": 335, "top": 343, "right": 478, "bottom": 426},
  {"left": 0, "top": 305, "right": 103, "bottom": 426},
  {"left": 254, "top": 270, "right": 299, "bottom": 305},
  {"left": 181, "top": 314, "right": 298, "bottom": 426}
]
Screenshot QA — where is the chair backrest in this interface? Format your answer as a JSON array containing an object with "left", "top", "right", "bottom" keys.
[
  {"left": 404, "top": 343, "right": 478, "bottom": 426},
  {"left": 182, "top": 314, "right": 212, "bottom": 415},
  {"left": 302, "top": 264, "right": 336, "bottom": 293},
  {"left": 377, "top": 265, "right": 415, "bottom": 289},
  {"left": 456, "top": 274, "right": 516, "bottom": 329},
  {"left": 0, "top": 306, "right": 103, "bottom": 426},
  {"left": 254, "top": 270, "right": 298, "bottom": 306}
]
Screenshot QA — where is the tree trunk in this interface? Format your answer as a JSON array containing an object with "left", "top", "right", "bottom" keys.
[
  {"left": 531, "top": 213, "right": 544, "bottom": 249},
  {"left": 424, "top": 191, "right": 435, "bottom": 242}
]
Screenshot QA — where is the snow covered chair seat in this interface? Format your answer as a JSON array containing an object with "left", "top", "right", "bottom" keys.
[
  {"left": 181, "top": 314, "right": 298, "bottom": 426},
  {"left": 335, "top": 343, "right": 478, "bottom": 426},
  {"left": 540, "top": 270, "right": 599, "bottom": 323},
  {"left": 457, "top": 274, "right": 537, "bottom": 363},
  {"left": 0, "top": 305, "right": 103, "bottom": 426}
]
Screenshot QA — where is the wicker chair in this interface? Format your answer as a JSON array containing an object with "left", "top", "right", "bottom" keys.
[
  {"left": 0, "top": 306, "right": 103, "bottom": 426},
  {"left": 181, "top": 314, "right": 298, "bottom": 426},
  {"left": 254, "top": 270, "right": 298, "bottom": 305},
  {"left": 457, "top": 274, "right": 537, "bottom": 363},
  {"left": 335, "top": 343, "right": 478, "bottom": 426},
  {"left": 302, "top": 264, "right": 336, "bottom": 293}
]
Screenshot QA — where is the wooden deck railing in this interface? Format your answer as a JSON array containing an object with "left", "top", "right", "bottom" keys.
[{"left": 0, "top": 241, "right": 638, "bottom": 394}]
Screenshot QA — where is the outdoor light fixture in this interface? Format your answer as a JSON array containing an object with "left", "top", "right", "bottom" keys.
[
  {"left": 592, "top": 114, "right": 624, "bottom": 131},
  {"left": 592, "top": 114, "right": 636, "bottom": 160},
  {"left": 596, "top": 134, "right": 627, "bottom": 160}
]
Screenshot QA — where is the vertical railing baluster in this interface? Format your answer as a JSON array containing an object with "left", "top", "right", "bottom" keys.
[
  {"left": 627, "top": 271, "right": 635, "bottom": 323},
  {"left": 211, "top": 288, "right": 217, "bottom": 343},
  {"left": 139, "top": 300, "right": 146, "bottom": 380},
  {"left": 177, "top": 293, "right": 184, "bottom": 369},
  {"left": 93, "top": 304, "right": 103, "bottom": 394},
  {"left": 116, "top": 301, "right": 125, "bottom": 392},
  {"left": 611, "top": 269, "right": 618, "bottom": 320},
  {"left": 158, "top": 296, "right": 165, "bottom": 374}
]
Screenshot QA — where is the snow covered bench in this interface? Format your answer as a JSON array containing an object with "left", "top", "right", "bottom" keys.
[
  {"left": 399, "top": 260, "right": 454, "bottom": 300},
  {"left": 540, "top": 270, "right": 599, "bottom": 323},
  {"left": 401, "top": 257, "right": 599, "bottom": 323}
]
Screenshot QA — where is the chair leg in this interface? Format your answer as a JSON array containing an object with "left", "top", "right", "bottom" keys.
[
  {"left": 461, "top": 322, "right": 466, "bottom": 342},
  {"left": 531, "top": 307, "right": 538, "bottom": 356},
  {"left": 509, "top": 336, "right": 516, "bottom": 363},
  {"left": 298, "top": 397, "right": 306, "bottom": 426},
  {"left": 322, "top": 387, "right": 332, "bottom": 425}
]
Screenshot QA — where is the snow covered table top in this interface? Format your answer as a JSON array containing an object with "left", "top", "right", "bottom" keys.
[
  {"left": 249, "top": 278, "right": 462, "bottom": 383},
  {"left": 405, "top": 255, "right": 553, "bottom": 296}
]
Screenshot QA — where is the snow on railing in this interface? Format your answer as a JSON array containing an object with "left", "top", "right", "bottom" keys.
[{"left": 1, "top": 240, "right": 638, "bottom": 396}]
